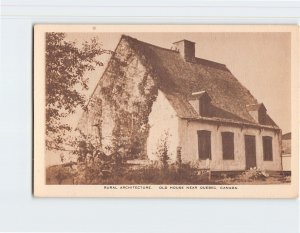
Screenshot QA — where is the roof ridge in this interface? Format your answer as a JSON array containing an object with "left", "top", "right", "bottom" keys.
[
  {"left": 121, "top": 34, "right": 228, "bottom": 69},
  {"left": 121, "top": 34, "right": 179, "bottom": 53}
]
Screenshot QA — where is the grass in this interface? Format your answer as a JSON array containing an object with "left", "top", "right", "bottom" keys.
[{"left": 46, "top": 162, "right": 291, "bottom": 185}]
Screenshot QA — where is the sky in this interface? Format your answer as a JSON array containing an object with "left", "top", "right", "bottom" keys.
[{"left": 65, "top": 32, "right": 291, "bottom": 134}]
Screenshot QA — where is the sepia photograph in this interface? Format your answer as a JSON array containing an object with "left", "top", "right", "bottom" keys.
[
  {"left": 34, "top": 25, "right": 299, "bottom": 197},
  {"left": 2, "top": 1, "right": 300, "bottom": 231}
]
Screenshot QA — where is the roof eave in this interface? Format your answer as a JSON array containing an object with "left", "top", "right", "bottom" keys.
[{"left": 180, "top": 116, "right": 281, "bottom": 131}]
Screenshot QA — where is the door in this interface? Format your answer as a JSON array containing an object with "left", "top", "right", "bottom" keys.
[
  {"left": 197, "top": 130, "right": 211, "bottom": 160},
  {"left": 244, "top": 135, "right": 256, "bottom": 169}
]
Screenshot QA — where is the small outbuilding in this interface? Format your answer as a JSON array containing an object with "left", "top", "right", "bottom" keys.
[{"left": 281, "top": 132, "right": 291, "bottom": 171}]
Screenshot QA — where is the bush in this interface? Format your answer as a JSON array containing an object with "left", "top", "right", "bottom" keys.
[
  {"left": 73, "top": 150, "right": 128, "bottom": 184},
  {"left": 238, "top": 167, "right": 269, "bottom": 181},
  {"left": 154, "top": 131, "right": 171, "bottom": 169},
  {"left": 46, "top": 132, "right": 214, "bottom": 185},
  {"left": 46, "top": 159, "right": 215, "bottom": 185},
  {"left": 46, "top": 165, "right": 75, "bottom": 184}
]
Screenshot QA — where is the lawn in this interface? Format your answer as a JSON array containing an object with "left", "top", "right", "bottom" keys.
[{"left": 46, "top": 162, "right": 291, "bottom": 185}]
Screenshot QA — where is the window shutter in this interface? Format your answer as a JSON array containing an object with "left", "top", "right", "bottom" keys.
[
  {"left": 263, "top": 136, "right": 273, "bottom": 161},
  {"left": 197, "top": 130, "right": 211, "bottom": 160},
  {"left": 221, "top": 132, "right": 234, "bottom": 160}
]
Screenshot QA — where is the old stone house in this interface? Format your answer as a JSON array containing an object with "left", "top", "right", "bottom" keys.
[{"left": 77, "top": 35, "right": 282, "bottom": 171}]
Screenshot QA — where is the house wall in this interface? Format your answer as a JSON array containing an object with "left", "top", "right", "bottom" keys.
[
  {"left": 78, "top": 37, "right": 157, "bottom": 156},
  {"left": 147, "top": 90, "right": 179, "bottom": 162},
  {"left": 178, "top": 119, "right": 282, "bottom": 171},
  {"left": 281, "top": 154, "right": 291, "bottom": 171},
  {"left": 101, "top": 103, "right": 115, "bottom": 149},
  {"left": 281, "top": 139, "right": 291, "bottom": 171}
]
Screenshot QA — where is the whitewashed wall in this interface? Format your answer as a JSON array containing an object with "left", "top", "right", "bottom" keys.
[
  {"left": 178, "top": 119, "right": 282, "bottom": 171},
  {"left": 282, "top": 155, "right": 291, "bottom": 171},
  {"left": 281, "top": 139, "right": 291, "bottom": 171},
  {"left": 147, "top": 90, "right": 179, "bottom": 162}
]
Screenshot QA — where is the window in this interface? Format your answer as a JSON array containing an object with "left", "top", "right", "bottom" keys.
[
  {"left": 245, "top": 135, "right": 257, "bottom": 169},
  {"left": 221, "top": 132, "right": 234, "bottom": 160},
  {"left": 258, "top": 107, "right": 267, "bottom": 125},
  {"left": 263, "top": 136, "right": 273, "bottom": 161},
  {"left": 197, "top": 130, "right": 211, "bottom": 160},
  {"left": 199, "top": 96, "right": 211, "bottom": 117}
]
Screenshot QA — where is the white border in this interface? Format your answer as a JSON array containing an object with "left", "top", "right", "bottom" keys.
[{"left": 34, "top": 24, "right": 299, "bottom": 198}]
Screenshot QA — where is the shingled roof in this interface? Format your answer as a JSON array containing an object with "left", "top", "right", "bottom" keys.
[
  {"left": 282, "top": 132, "right": 291, "bottom": 140},
  {"left": 118, "top": 35, "right": 278, "bottom": 128}
]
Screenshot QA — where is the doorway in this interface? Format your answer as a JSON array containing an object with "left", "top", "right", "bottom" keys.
[{"left": 244, "top": 135, "right": 257, "bottom": 169}]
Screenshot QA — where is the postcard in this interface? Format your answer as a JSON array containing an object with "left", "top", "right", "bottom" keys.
[{"left": 34, "top": 25, "right": 299, "bottom": 197}]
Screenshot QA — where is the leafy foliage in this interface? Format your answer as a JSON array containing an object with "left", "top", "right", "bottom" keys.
[
  {"left": 98, "top": 47, "right": 157, "bottom": 158},
  {"left": 154, "top": 131, "right": 171, "bottom": 169},
  {"left": 46, "top": 160, "right": 210, "bottom": 185},
  {"left": 45, "top": 32, "right": 109, "bottom": 149},
  {"left": 238, "top": 167, "right": 269, "bottom": 181}
]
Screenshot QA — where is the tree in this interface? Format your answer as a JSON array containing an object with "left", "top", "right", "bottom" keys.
[{"left": 45, "top": 32, "right": 109, "bottom": 150}]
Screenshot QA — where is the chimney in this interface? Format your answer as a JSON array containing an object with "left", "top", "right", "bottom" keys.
[{"left": 173, "top": 39, "right": 195, "bottom": 62}]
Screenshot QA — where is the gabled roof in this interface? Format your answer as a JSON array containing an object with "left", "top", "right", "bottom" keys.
[
  {"left": 189, "top": 91, "right": 212, "bottom": 101},
  {"left": 173, "top": 39, "right": 196, "bottom": 45},
  {"left": 246, "top": 103, "right": 266, "bottom": 111},
  {"left": 282, "top": 132, "right": 291, "bottom": 140},
  {"left": 118, "top": 35, "right": 279, "bottom": 128}
]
